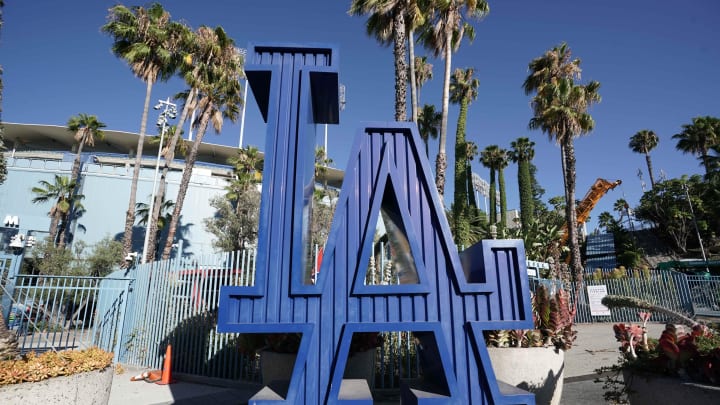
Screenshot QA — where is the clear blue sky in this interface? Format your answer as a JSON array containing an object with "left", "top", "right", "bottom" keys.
[{"left": 2, "top": 1, "right": 718, "bottom": 232}]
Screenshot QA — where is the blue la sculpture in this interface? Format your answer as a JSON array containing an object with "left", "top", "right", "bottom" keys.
[{"left": 218, "top": 43, "right": 535, "bottom": 404}]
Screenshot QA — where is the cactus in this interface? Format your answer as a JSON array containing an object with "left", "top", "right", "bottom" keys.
[
  {"left": 600, "top": 294, "right": 713, "bottom": 332},
  {"left": 534, "top": 285, "right": 577, "bottom": 350},
  {"left": 486, "top": 285, "right": 576, "bottom": 350}
]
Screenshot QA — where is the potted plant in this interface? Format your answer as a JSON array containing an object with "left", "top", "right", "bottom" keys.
[
  {"left": 485, "top": 284, "right": 575, "bottom": 405},
  {"left": 0, "top": 347, "right": 114, "bottom": 405},
  {"left": 238, "top": 332, "right": 382, "bottom": 387},
  {"left": 598, "top": 295, "right": 720, "bottom": 403}
]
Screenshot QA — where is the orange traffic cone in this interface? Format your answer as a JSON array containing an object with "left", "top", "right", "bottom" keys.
[{"left": 156, "top": 344, "right": 174, "bottom": 385}]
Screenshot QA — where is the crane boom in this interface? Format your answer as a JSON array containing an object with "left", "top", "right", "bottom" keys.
[{"left": 560, "top": 178, "right": 622, "bottom": 245}]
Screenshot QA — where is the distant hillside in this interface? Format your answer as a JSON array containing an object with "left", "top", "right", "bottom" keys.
[{"left": 632, "top": 229, "right": 677, "bottom": 268}]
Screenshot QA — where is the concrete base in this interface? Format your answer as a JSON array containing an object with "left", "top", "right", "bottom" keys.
[
  {"left": 0, "top": 367, "right": 114, "bottom": 405},
  {"left": 624, "top": 370, "right": 720, "bottom": 404},
  {"left": 488, "top": 346, "right": 564, "bottom": 405}
]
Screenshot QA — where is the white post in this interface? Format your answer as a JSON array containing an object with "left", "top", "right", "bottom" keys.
[
  {"left": 323, "top": 124, "right": 328, "bottom": 159},
  {"left": 188, "top": 110, "right": 196, "bottom": 141},
  {"left": 239, "top": 80, "right": 248, "bottom": 148}
]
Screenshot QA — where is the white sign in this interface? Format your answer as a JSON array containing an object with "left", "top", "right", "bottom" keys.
[{"left": 587, "top": 285, "right": 611, "bottom": 316}]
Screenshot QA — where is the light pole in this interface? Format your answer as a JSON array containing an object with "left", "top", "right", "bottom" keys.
[
  {"left": 238, "top": 48, "right": 248, "bottom": 148},
  {"left": 141, "top": 97, "right": 177, "bottom": 263}
]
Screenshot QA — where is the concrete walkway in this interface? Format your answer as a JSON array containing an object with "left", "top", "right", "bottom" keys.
[
  {"left": 108, "top": 323, "right": 666, "bottom": 404},
  {"left": 560, "top": 322, "right": 664, "bottom": 404}
]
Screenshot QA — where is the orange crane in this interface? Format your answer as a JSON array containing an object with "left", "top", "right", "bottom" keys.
[{"left": 560, "top": 178, "right": 622, "bottom": 245}]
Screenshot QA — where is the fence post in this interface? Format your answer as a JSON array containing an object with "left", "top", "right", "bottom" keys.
[
  {"left": 112, "top": 280, "right": 131, "bottom": 364},
  {"left": 672, "top": 271, "right": 694, "bottom": 315},
  {"left": 1, "top": 252, "right": 24, "bottom": 324}
]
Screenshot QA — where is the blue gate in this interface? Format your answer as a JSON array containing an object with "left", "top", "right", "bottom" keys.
[{"left": 3, "top": 272, "right": 130, "bottom": 363}]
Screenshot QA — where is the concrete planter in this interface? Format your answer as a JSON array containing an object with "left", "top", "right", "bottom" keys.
[
  {"left": 488, "top": 347, "right": 564, "bottom": 405},
  {"left": 0, "top": 367, "right": 114, "bottom": 405},
  {"left": 623, "top": 370, "right": 720, "bottom": 404}
]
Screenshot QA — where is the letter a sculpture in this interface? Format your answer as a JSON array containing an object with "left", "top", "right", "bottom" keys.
[{"left": 219, "top": 43, "right": 535, "bottom": 404}]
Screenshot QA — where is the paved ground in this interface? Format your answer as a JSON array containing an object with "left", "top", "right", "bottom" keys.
[{"left": 108, "top": 323, "right": 667, "bottom": 404}]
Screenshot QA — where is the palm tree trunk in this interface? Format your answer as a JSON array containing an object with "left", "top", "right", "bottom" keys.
[
  {"left": 435, "top": 23, "right": 453, "bottom": 199},
  {"left": 562, "top": 141, "right": 583, "bottom": 284},
  {"left": 489, "top": 169, "right": 497, "bottom": 224},
  {"left": 0, "top": 307, "right": 20, "bottom": 361},
  {"left": 408, "top": 29, "right": 418, "bottom": 123},
  {"left": 392, "top": 12, "right": 407, "bottom": 122},
  {"left": 499, "top": 166, "right": 507, "bottom": 232},
  {"left": 702, "top": 148, "right": 712, "bottom": 176},
  {"left": 645, "top": 153, "right": 656, "bottom": 189},
  {"left": 453, "top": 99, "right": 469, "bottom": 244},
  {"left": 161, "top": 106, "right": 212, "bottom": 260},
  {"left": 57, "top": 215, "right": 68, "bottom": 249},
  {"left": 146, "top": 87, "right": 198, "bottom": 263},
  {"left": 66, "top": 140, "right": 86, "bottom": 248},
  {"left": 518, "top": 159, "right": 534, "bottom": 232},
  {"left": 70, "top": 139, "right": 86, "bottom": 186},
  {"left": 48, "top": 209, "right": 60, "bottom": 246},
  {"left": 122, "top": 79, "right": 154, "bottom": 262}
]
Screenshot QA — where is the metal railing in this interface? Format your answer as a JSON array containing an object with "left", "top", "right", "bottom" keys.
[
  {"left": 686, "top": 275, "right": 720, "bottom": 316},
  {"left": 114, "top": 248, "right": 719, "bottom": 385},
  {"left": 6, "top": 274, "right": 130, "bottom": 362},
  {"left": 118, "top": 249, "right": 258, "bottom": 380}
]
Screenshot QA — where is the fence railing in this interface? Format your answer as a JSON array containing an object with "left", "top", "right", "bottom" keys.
[
  {"left": 115, "top": 248, "right": 719, "bottom": 384},
  {"left": 118, "top": 250, "right": 258, "bottom": 380},
  {"left": 571, "top": 270, "right": 695, "bottom": 324},
  {"left": 686, "top": 275, "right": 720, "bottom": 317},
  {"left": 6, "top": 274, "right": 130, "bottom": 362}
]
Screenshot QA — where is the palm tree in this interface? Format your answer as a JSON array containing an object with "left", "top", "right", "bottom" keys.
[
  {"left": 0, "top": 125, "right": 6, "bottom": 187},
  {"left": 496, "top": 147, "right": 509, "bottom": 233},
  {"left": 412, "top": 55, "right": 434, "bottom": 114},
  {"left": 480, "top": 145, "right": 502, "bottom": 225},
  {"left": 350, "top": 0, "right": 412, "bottom": 121},
  {"left": 419, "top": 0, "right": 489, "bottom": 198},
  {"left": 449, "top": 67, "right": 479, "bottom": 245},
  {"left": 66, "top": 114, "right": 106, "bottom": 187},
  {"left": 464, "top": 140, "right": 479, "bottom": 209},
  {"left": 672, "top": 116, "right": 720, "bottom": 176},
  {"left": 510, "top": 137, "right": 536, "bottom": 233},
  {"left": 314, "top": 146, "right": 334, "bottom": 190},
  {"left": 102, "top": 3, "right": 185, "bottom": 261},
  {"left": 597, "top": 211, "right": 615, "bottom": 232},
  {"left": 0, "top": 0, "right": 6, "bottom": 187},
  {"left": 613, "top": 198, "right": 629, "bottom": 224},
  {"left": 31, "top": 175, "right": 78, "bottom": 246},
  {"left": 0, "top": 1, "right": 18, "bottom": 361},
  {"left": 226, "top": 145, "right": 263, "bottom": 198},
  {"left": 629, "top": 129, "right": 659, "bottom": 188},
  {"left": 417, "top": 104, "right": 441, "bottom": 156},
  {"left": 136, "top": 197, "right": 174, "bottom": 261},
  {"left": 55, "top": 196, "right": 85, "bottom": 250},
  {"left": 406, "top": 1, "right": 431, "bottom": 123},
  {"left": 524, "top": 42, "right": 601, "bottom": 283},
  {"left": 161, "top": 26, "right": 243, "bottom": 260}
]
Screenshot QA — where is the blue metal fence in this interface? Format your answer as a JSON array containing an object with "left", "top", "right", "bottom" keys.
[
  {"left": 113, "top": 248, "right": 720, "bottom": 383},
  {"left": 117, "top": 250, "right": 258, "bottom": 380},
  {"left": 571, "top": 270, "right": 694, "bottom": 323},
  {"left": 5, "top": 274, "right": 130, "bottom": 362},
  {"left": 686, "top": 275, "right": 720, "bottom": 317}
]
